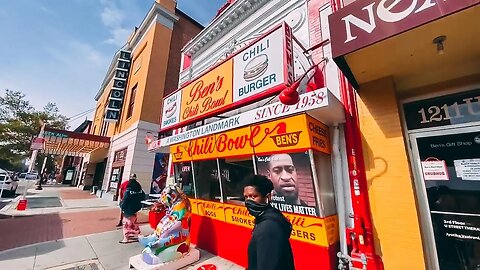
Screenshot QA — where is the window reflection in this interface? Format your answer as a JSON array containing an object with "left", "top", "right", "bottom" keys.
[
  {"left": 193, "top": 159, "right": 221, "bottom": 201},
  {"left": 218, "top": 157, "right": 255, "bottom": 204},
  {"left": 174, "top": 162, "right": 194, "bottom": 197}
]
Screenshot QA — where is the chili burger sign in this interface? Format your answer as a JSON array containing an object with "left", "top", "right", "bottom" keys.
[{"left": 160, "top": 23, "right": 294, "bottom": 131}]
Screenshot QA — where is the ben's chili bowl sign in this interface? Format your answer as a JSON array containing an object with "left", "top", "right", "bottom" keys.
[
  {"left": 160, "top": 23, "right": 294, "bottom": 131},
  {"left": 170, "top": 114, "right": 316, "bottom": 161},
  {"left": 155, "top": 88, "right": 328, "bottom": 148}
]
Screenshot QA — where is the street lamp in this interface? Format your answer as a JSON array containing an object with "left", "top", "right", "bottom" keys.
[{"left": 279, "top": 59, "right": 326, "bottom": 105}]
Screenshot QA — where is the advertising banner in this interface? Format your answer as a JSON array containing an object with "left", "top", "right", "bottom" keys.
[
  {"left": 190, "top": 198, "right": 338, "bottom": 247},
  {"left": 160, "top": 23, "right": 294, "bottom": 131},
  {"left": 150, "top": 153, "right": 168, "bottom": 194},
  {"left": 169, "top": 114, "right": 330, "bottom": 163},
  {"left": 307, "top": 115, "right": 331, "bottom": 154},
  {"left": 158, "top": 88, "right": 328, "bottom": 148},
  {"left": 256, "top": 151, "right": 319, "bottom": 217}
]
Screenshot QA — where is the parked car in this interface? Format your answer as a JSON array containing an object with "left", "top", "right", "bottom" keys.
[
  {"left": 18, "top": 172, "right": 39, "bottom": 181},
  {"left": 0, "top": 173, "right": 18, "bottom": 197}
]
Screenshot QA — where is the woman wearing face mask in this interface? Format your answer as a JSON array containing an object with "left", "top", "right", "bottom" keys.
[{"left": 243, "top": 174, "right": 295, "bottom": 270}]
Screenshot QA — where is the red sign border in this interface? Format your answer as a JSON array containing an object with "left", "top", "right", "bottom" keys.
[{"left": 160, "top": 22, "right": 293, "bottom": 132}]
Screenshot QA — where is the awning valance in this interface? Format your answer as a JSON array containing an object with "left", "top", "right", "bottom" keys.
[{"left": 41, "top": 127, "right": 110, "bottom": 157}]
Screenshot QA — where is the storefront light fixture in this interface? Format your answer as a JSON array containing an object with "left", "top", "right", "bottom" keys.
[
  {"left": 433, "top": 35, "right": 446, "bottom": 55},
  {"left": 279, "top": 58, "right": 326, "bottom": 106}
]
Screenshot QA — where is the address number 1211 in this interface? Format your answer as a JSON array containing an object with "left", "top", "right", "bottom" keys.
[{"left": 417, "top": 97, "right": 480, "bottom": 124}]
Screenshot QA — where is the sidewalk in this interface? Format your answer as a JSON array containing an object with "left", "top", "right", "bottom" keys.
[
  {"left": 0, "top": 186, "right": 243, "bottom": 270},
  {"left": 0, "top": 224, "right": 243, "bottom": 270}
]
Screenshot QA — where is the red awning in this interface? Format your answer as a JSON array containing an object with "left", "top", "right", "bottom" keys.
[{"left": 41, "top": 127, "right": 110, "bottom": 157}]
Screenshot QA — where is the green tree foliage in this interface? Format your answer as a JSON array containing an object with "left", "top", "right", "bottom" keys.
[{"left": 0, "top": 89, "right": 69, "bottom": 171}]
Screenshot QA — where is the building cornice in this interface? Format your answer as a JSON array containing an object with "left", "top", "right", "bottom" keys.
[{"left": 182, "top": 0, "right": 271, "bottom": 56}]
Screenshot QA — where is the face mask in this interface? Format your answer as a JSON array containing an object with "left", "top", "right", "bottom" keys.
[{"left": 245, "top": 199, "right": 269, "bottom": 217}]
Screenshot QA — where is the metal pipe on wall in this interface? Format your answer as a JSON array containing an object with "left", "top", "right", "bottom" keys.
[{"left": 331, "top": 124, "right": 350, "bottom": 268}]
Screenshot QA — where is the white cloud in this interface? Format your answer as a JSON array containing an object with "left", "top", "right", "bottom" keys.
[
  {"left": 101, "top": 6, "right": 124, "bottom": 28},
  {"left": 40, "top": 6, "right": 55, "bottom": 15},
  {"left": 105, "top": 27, "right": 130, "bottom": 46},
  {"left": 99, "top": 1, "right": 131, "bottom": 46}
]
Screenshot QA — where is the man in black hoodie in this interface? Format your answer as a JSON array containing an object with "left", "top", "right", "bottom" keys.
[{"left": 243, "top": 174, "right": 295, "bottom": 270}]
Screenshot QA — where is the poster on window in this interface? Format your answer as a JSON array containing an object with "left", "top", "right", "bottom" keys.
[
  {"left": 256, "top": 151, "right": 319, "bottom": 217},
  {"left": 421, "top": 158, "right": 449, "bottom": 181},
  {"left": 150, "top": 153, "right": 168, "bottom": 194},
  {"left": 454, "top": 159, "right": 480, "bottom": 180}
]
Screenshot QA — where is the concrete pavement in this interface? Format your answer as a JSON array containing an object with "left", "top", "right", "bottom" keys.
[
  {"left": 0, "top": 186, "right": 244, "bottom": 270},
  {"left": 0, "top": 224, "right": 243, "bottom": 270}
]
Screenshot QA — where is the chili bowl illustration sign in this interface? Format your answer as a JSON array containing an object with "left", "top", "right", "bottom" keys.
[
  {"left": 233, "top": 23, "right": 294, "bottom": 103},
  {"left": 161, "top": 91, "right": 181, "bottom": 129}
]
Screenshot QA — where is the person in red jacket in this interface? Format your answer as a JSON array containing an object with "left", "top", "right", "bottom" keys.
[{"left": 116, "top": 174, "right": 136, "bottom": 227}]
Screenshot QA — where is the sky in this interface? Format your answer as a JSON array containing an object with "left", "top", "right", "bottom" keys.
[{"left": 0, "top": 0, "right": 225, "bottom": 129}]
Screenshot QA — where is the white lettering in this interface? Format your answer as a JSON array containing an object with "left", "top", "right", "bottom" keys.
[
  {"left": 342, "top": 3, "right": 376, "bottom": 43},
  {"left": 342, "top": 0, "right": 439, "bottom": 43},
  {"left": 377, "top": 0, "right": 417, "bottom": 23}
]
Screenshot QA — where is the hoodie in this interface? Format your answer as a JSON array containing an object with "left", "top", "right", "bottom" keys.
[
  {"left": 121, "top": 185, "right": 145, "bottom": 217},
  {"left": 248, "top": 205, "right": 295, "bottom": 270}
]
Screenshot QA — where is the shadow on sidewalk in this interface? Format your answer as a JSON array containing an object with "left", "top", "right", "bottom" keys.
[{"left": 0, "top": 213, "right": 65, "bottom": 255}]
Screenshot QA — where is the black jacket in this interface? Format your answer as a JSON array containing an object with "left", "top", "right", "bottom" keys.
[
  {"left": 121, "top": 187, "right": 145, "bottom": 217},
  {"left": 248, "top": 206, "right": 295, "bottom": 270}
]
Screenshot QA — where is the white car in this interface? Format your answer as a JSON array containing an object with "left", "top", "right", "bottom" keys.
[
  {"left": 18, "top": 172, "right": 39, "bottom": 181},
  {"left": 0, "top": 173, "right": 18, "bottom": 197}
]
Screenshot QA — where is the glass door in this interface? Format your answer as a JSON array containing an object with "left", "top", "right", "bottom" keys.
[{"left": 410, "top": 127, "right": 480, "bottom": 270}]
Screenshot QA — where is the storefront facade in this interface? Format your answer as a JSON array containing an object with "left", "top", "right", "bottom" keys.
[
  {"left": 329, "top": 0, "right": 479, "bottom": 269},
  {"left": 87, "top": 0, "right": 203, "bottom": 199},
  {"left": 149, "top": 0, "right": 355, "bottom": 269}
]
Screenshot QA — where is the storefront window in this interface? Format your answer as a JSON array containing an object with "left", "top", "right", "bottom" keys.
[
  {"left": 218, "top": 157, "right": 255, "bottom": 204},
  {"left": 174, "top": 162, "right": 194, "bottom": 198},
  {"left": 415, "top": 130, "right": 480, "bottom": 269},
  {"left": 256, "top": 151, "right": 319, "bottom": 217},
  {"left": 193, "top": 159, "right": 221, "bottom": 201},
  {"left": 312, "top": 150, "right": 336, "bottom": 217}
]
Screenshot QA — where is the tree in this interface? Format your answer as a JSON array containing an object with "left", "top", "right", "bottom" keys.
[{"left": 0, "top": 89, "right": 69, "bottom": 171}]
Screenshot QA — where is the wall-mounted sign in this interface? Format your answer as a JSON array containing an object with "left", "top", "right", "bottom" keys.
[
  {"left": 328, "top": 0, "right": 478, "bottom": 58},
  {"left": 160, "top": 23, "right": 294, "bottom": 131},
  {"left": 170, "top": 114, "right": 331, "bottom": 162},
  {"left": 44, "top": 131, "right": 68, "bottom": 139},
  {"left": 403, "top": 88, "right": 480, "bottom": 130},
  {"left": 421, "top": 158, "right": 449, "bottom": 181},
  {"left": 105, "top": 50, "right": 132, "bottom": 122},
  {"left": 190, "top": 198, "right": 339, "bottom": 247},
  {"left": 30, "top": 137, "right": 45, "bottom": 150},
  {"left": 155, "top": 88, "right": 328, "bottom": 149}
]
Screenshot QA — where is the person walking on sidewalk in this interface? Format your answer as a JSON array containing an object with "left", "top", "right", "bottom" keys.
[
  {"left": 119, "top": 175, "right": 145, "bottom": 244},
  {"left": 243, "top": 174, "right": 295, "bottom": 270},
  {"left": 116, "top": 174, "right": 135, "bottom": 227}
]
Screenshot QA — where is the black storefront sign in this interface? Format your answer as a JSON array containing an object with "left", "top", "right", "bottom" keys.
[
  {"left": 105, "top": 50, "right": 131, "bottom": 122},
  {"left": 403, "top": 89, "right": 480, "bottom": 130}
]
